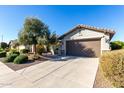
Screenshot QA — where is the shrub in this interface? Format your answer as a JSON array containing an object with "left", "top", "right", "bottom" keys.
[
  {"left": 7, "top": 50, "right": 20, "bottom": 56},
  {"left": 20, "top": 49, "right": 29, "bottom": 54},
  {"left": 4, "top": 54, "right": 18, "bottom": 62},
  {"left": 5, "top": 48, "right": 10, "bottom": 52},
  {"left": 28, "top": 54, "right": 40, "bottom": 61},
  {"left": 36, "top": 45, "right": 45, "bottom": 55},
  {"left": 14, "top": 55, "right": 28, "bottom": 64},
  {"left": 100, "top": 49, "right": 124, "bottom": 87},
  {"left": 10, "top": 49, "right": 18, "bottom": 53},
  {"left": 0, "top": 52, "right": 6, "bottom": 58},
  {"left": 110, "top": 41, "right": 124, "bottom": 50},
  {"left": 0, "top": 48, "right": 3, "bottom": 52},
  {"left": 0, "top": 42, "right": 8, "bottom": 49},
  {"left": 13, "top": 51, "right": 20, "bottom": 55}
]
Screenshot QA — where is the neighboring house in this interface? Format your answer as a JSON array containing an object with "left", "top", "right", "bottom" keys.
[
  {"left": 9, "top": 40, "right": 18, "bottom": 49},
  {"left": 9, "top": 40, "right": 30, "bottom": 51},
  {"left": 18, "top": 45, "right": 30, "bottom": 51},
  {"left": 58, "top": 25, "right": 115, "bottom": 57}
]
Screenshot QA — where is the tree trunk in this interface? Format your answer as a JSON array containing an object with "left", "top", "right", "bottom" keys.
[
  {"left": 43, "top": 45, "right": 47, "bottom": 52},
  {"left": 32, "top": 44, "right": 36, "bottom": 54},
  {"left": 50, "top": 45, "right": 54, "bottom": 55}
]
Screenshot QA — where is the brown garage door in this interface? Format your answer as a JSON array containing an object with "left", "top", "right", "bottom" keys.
[{"left": 66, "top": 38, "right": 101, "bottom": 57}]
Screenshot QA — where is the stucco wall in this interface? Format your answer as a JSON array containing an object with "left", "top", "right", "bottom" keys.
[
  {"left": 18, "top": 45, "right": 26, "bottom": 50},
  {"left": 101, "top": 34, "right": 110, "bottom": 50},
  {"left": 61, "top": 29, "right": 110, "bottom": 55},
  {"left": 64, "top": 29, "right": 103, "bottom": 40}
]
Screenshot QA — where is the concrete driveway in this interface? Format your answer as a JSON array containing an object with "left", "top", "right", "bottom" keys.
[{"left": 0, "top": 57, "right": 99, "bottom": 88}]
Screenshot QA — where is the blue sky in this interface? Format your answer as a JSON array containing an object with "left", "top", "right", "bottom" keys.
[{"left": 0, "top": 5, "right": 124, "bottom": 43}]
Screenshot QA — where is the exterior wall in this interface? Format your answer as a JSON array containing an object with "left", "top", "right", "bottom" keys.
[
  {"left": 64, "top": 29, "right": 104, "bottom": 40},
  {"left": 18, "top": 45, "right": 31, "bottom": 51},
  {"left": 101, "top": 34, "right": 110, "bottom": 51},
  {"left": 60, "top": 29, "right": 110, "bottom": 55},
  {"left": 18, "top": 45, "right": 26, "bottom": 50}
]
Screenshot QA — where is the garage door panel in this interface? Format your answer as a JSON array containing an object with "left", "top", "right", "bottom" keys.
[{"left": 66, "top": 39, "right": 101, "bottom": 57}]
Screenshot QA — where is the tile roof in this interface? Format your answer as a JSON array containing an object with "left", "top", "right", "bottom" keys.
[{"left": 59, "top": 24, "right": 115, "bottom": 40}]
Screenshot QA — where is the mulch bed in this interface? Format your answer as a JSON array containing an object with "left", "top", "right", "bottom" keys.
[
  {"left": 93, "top": 66, "right": 113, "bottom": 88},
  {"left": 0, "top": 57, "right": 48, "bottom": 71}
]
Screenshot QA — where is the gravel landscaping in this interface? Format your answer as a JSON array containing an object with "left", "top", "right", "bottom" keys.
[
  {"left": 93, "top": 66, "right": 113, "bottom": 88},
  {"left": 0, "top": 57, "right": 48, "bottom": 71}
]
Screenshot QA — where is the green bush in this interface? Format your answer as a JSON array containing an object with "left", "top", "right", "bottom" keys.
[
  {"left": 0, "top": 42, "right": 8, "bottom": 49},
  {"left": 0, "top": 48, "right": 3, "bottom": 52},
  {"left": 7, "top": 50, "right": 20, "bottom": 56},
  {"left": 14, "top": 55, "right": 28, "bottom": 64},
  {"left": 101, "top": 49, "right": 124, "bottom": 87},
  {"left": 10, "top": 49, "right": 18, "bottom": 53},
  {"left": 20, "top": 49, "right": 29, "bottom": 54},
  {"left": 110, "top": 41, "right": 124, "bottom": 50},
  {"left": 0, "top": 52, "right": 6, "bottom": 58},
  {"left": 4, "top": 54, "right": 18, "bottom": 62},
  {"left": 13, "top": 51, "right": 20, "bottom": 55}
]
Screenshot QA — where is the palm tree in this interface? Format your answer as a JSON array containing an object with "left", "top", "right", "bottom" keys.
[{"left": 38, "top": 31, "right": 58, "bottom": 55}]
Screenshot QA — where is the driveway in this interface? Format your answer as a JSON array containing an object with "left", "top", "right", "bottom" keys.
[{"left": 0, "top": 57, "right": 99, "bottom": 88}]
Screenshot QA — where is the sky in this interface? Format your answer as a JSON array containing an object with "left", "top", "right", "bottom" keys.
[{"left": 0, "top": 5, "right": 124, "bottom": 43}]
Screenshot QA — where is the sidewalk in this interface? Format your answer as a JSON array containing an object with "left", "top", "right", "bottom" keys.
[{"left": 0, "top": 62, "right": 33, "bottom": 88}]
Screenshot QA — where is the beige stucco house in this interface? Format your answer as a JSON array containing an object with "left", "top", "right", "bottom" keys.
[
  {"left": 9, "top": 40, "right": 31, "bottom": 51},
  {"left": 58, "top": 25, "right": 115, "bottom": 57}
]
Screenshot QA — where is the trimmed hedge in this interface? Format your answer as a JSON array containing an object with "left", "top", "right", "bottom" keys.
[
  {"left": 14, "top": 55, "right": 28, "bottom": 64},
  {"left": 4, "top": 54, "right": 18, "bottom": 62},
  {"left": 0, "top": 52, "right": 6, "bottom": 58},
  {"left": 101, "top": 49, "right": 124, "bottom": 87}
]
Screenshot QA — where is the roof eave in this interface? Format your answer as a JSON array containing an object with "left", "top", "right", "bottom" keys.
[{"left": 58, "top": 25, "right": 116, "bottom": 40}]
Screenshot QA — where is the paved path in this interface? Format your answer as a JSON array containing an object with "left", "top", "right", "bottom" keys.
[{"left": 0, "top": 57, "right": 99, "bottom": 88}]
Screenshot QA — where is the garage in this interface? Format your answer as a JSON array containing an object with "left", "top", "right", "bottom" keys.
[
  {"left": 66, "top": 38, "right": 101, "bottom": 57},
  {"left": 59, "top": 25, "right": 115, "bottom": 57}
]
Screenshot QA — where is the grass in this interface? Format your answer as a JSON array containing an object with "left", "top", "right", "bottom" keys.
[{"left": 100, "top": 49, "right": 124, "bottom": 88}]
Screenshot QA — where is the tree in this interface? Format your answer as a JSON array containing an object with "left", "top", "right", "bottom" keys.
[
  {"left": 18, "top": 17, "right": 49, "bottom": 54},
  {"left": 0, "top": 42, "right": 8, "bottom": 49},
  {"left": 110, "top": 41, "right": 124, "bottom": 50},
  {"left": 38, "top": 30, "right": 58, "bottom": 55}
]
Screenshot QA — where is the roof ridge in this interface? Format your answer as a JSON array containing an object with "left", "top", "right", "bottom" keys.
[
  {"left": 58, "top": 24, "right": 115, "bottom": 40},
  {"left": 78, "top": 24, "right": 115, "bottom": 33}
]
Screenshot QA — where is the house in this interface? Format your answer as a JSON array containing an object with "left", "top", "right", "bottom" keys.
[
  {"left": 58, "top": 25, "right": 115, "bottom": 57},
  {"left": 9, "top": 40, "right": 31, "bottom": 51}
]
